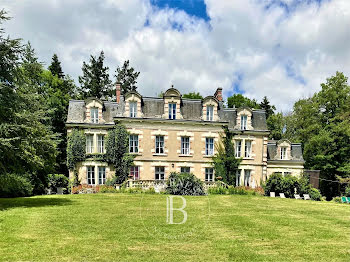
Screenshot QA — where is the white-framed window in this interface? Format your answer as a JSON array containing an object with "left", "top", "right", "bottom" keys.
[
  {"left": 280, "top": 147, "right": 287, "bottom": 160},
  {"left": 155, "top": 166, "right": 165, "bottom": 180},
  {"left": 235, "top": 140, "right": 242, "bottom": 157},
  {"left": 240, "top": 115, "right": 247, "bottom": 130},
  {"left": 181, "top": 167, "right": 190, "bottom": 173},
  {"left": 130, "top": 166, "right": 139, "bottom": 180},
  {"left": 97, "top": 135, "right": 104, "bottom": 153},
  {"left": 155, "top": 136, "right": 164, "bottom": 154},
  {"left": 205, "top": 138, "right": 214, "bottom": 156},
  {"left": 87, "top": 166, "right": 95, "bottom": 185},
  {"left": 169, "top": 103, "right": 176, "bottom": 119},
  {"left": 236, "top": 169, "right": 241, "bottom": 186},
  {"left": 181, "top": 137, "right": 190, "bottom": 155},
  {"left": 129, "top": 102, "right": 137, "bottom": 118},
  {"left": 129, "top": 135, "right": 139, "bottom": 153},
  {"left": 207, "top": 105, "right": 214, "bottom": 121},
  {"left": 86, "top": 135, "right": 94, "bottom": 153},
  {"left": 245, "top": 140, "right": 252, "bottom": 158},
  {"left": 244, "top": 170, "right": 251, "bottom": 187},
  {"left": 205, "top": 168, "right": 214, "bottom": 182},
  {"left": 98, "top": 167, "right": 106, "bottom": 185},
  {"left": 90, "top": 108, "right": 99, "bottom": 123}
]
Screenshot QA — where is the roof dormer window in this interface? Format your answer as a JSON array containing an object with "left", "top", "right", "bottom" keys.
[
  {"left": 169, "top": 103, "right": 176, "bottom": 120},
  {"left": 240, "top": 115, "right": 247, "bottom": 130},
  {"left": 90, "top": 107, "right": 99, "bottom": 123},
  {"left": 129, "top": 102, "right": 137, "bottom": 118},
  {"left": 207, "top": 106, "right": 214, "bottom": 121}
]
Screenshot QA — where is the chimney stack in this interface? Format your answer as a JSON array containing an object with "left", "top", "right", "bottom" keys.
[
  {"left": 214, "top": 87, "right": 223, "bottom": 101},
  {"left": 116, "top": 83, "right": 121, "bottom": 103}
]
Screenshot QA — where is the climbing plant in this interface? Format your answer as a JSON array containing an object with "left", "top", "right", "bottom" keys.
[
  {"left": 66, "top": 129, "right": 86, "bottom": 170},
  {"left": 105, "top": 124, "right": 134, "bottom": 184}
]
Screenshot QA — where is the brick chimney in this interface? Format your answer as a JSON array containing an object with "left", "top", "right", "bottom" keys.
[
  {"left": 116, "top": 83, "right": 121, "bottom": 103},
  {"left": 214, "top": 87, "right": 223, "bottom": 101}
]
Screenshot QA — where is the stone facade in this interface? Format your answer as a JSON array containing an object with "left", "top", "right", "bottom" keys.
[{"left": 66, "top": 86, "right": 304, "bottom": 187}]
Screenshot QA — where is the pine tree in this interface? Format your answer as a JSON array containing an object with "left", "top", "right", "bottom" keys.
[
  {"left": 78, "top": 51, "right": 112, "bottom": 99},
  {"left": 260, "top": 96, "right": 276, "bottom": 119},
  {"left": 115, "top": 60, "right": 140, "bottom": 94},
  {"left": 48, "top": 54, "right": 64, "bottom": 79}
]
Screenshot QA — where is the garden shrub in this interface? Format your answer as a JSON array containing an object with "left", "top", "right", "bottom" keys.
[
  {"left": 208, "top": 186, "right": 227, "bottom": 195},
  {"left": 344, "top": 186, "right": 350, "bottom": 197},
  {"left": 166, "top": 172, "right": 205, "bottom": 195},
  {"left": 263, "top": 173, "right": 284, "bottom": 196},
  {"left": 48, "top": 174, "right": 69, "bottom": 193},
  {"left": 309, "top": 188, "right": 322, "bottom": 201},
  {"left": 99, "top": 185, "right": 119, "bottom": 193},
  {"left": 0, "top": 174, "right": 33, "bottom": 197}
]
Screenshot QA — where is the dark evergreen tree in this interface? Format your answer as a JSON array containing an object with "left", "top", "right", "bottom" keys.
[
  {"left": 48, "top": 54, "right": 64, "bottom": 79},
  {"left": 260, "top": 96, "right": 276, "bottom": 119},
  {"left": 78, "top": 51, "right": 112, "bottom": 99},
  {"left": 115, "top": 60, "right": 140, "bottom": 94},
  {"left": 227, "top": 94, "right": 261, "bottom": 109}
]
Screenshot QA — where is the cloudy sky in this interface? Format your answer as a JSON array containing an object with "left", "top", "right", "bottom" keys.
[{"left": 3, "top": 0, "right": 350, "bottom": 111}]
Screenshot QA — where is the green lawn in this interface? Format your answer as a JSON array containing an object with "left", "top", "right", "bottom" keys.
[{"left": 0, "top": 194, "right": 350, "bottom": 262}]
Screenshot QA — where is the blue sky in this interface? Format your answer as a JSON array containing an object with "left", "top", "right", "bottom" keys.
[{"left": 3, "top": 0, "right": 350, "bottom": 111}]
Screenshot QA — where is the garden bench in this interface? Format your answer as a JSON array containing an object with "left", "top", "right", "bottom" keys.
[
  {"left": 270, "top": 192, "right": 275, "bottom": 197},
  {"left": 279, "top": 193, "right": 286, "bottom": 198},
  {"left": 294, "top": 194, "right": 302, "bottom": 200},
  {"left": 303, "top": 194, "right": 311, "bottom": 200}
]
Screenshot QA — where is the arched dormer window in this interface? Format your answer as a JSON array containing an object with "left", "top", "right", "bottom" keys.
[
  {"left": 203, "top": 96, "right": 219, "bottom": 121},
  {"left": 162, "top": 87, "right": 183, "bottom": 120},
  {"left": 124, "top": 91, "right": 143, "bottom": 118},
  {"left": 85, "top": 98, "right": 104, "bottom": 124},
  {"left": 235, "top": 107, "right": 253, "bottom": 130}
]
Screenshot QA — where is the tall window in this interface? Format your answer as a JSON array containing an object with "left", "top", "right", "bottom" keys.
[
  {"left": 86, "top": 135, "right": 94, "bottom": 153},
  {"left": 181, "top": 137, "right": 190, "bottom": 155},
  {"left": 236, "top": 169, "right": 241, "bottom": 186},
  {"left": 129, "top": 135, "right": 139, "bottom": 153},
  {"left": 155, "top": 136, "right": 164, "bottom": 154},
  {"left": 244, "top": 170, "right": 251, "bottom": 187},
  {"left": 245, "top": 140, "right": 252, "bottom": 158},
  {"left": 168, "top": 103, "right": 176, "bottom": 119},
  {"left": 155, "top": 166, "right": 165, "bottom": 180},
  {"left": 205, "top": 138, "right": 214, "bottom": 156},
  {"left": 130, "top": 166, "right": 139, "bottom": 180},
  {"left": 129, "top": 102, "right": 137, "bottom": 118},
  {"left": 90, "top": 108, "right": 99, "bottom": 123},
  {"left": 97, "top": 135, "right": 104, "bottom": 153},
  {"left": 98, "top": 167, "right": 106, "bottom": 185},
  {"left": 235, "top": 140, "right": 242, "bottom": 157},
  {"left": 280, "top": 147, "right": 287, "bottom": 160},
  {"left": 240, "top": 115, "right": 247, "bottom": 130},
  {"left": 181, "top": 167, "right": 190, "bottom": 173},
  {"left": 205, "top": 168, "right": 214, "bottom": 182},
  {"left": 87, "top": 166, "right": 95, "bottom": 185},
  {"left": 207, "top": 106, "right": 214, "bottom": 121}
]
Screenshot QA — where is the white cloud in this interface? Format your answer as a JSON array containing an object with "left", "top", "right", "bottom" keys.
[{"left": 2, "top": 0, "right": 350, "bottom": 111}]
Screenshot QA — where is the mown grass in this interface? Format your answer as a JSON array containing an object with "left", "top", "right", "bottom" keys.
[{"left": 0, "top": 194, "right": 350, "bottom": 261}]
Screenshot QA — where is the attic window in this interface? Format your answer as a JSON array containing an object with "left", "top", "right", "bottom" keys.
[
  {"left": 169, "top": 103, "right": 176, "bottom": 120},
  {"left": 280, "top": 147, "right": 287, "bottom": 160},
  {"left": 207, "top": 106, "right": 214, "bottom": 121},
  {"left": 90, "top": 108, "right": 99, "bottom": 123},
  {"left": 240, "top": 115, "right": 247, "bottom": 130}
]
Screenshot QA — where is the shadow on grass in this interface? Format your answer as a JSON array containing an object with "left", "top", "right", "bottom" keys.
[{"left": 0, "top": 196, "right": 73, "bottom": 211}]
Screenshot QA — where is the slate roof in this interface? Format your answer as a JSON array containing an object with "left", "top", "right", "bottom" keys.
[
  {"left": 66, "top": 95, "right": 268, "bottom": 131},
  {"left": 267, "top": 140, "right": 304, "bottom": 161}
]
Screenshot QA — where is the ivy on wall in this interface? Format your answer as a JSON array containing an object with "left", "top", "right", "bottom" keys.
[
  {"left": 66, "top": 129, "right": 86, "bottom": 170},
  {"left": 105, "top": 124, "right": 134, "bottom": 184}
]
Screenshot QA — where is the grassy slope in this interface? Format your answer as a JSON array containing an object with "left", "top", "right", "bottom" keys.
[{"left": 0, "top": 194, "right": 349, "bottom": 262}]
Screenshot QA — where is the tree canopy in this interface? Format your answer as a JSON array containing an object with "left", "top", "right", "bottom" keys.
[
  {"left": 115, "top": 60, "right": 140, "bottom": 95},
  {"left": 48, "top": 54, "right": 64, "bottom": 79},
  {"left": 227, "top": 94, "right": 261, "bottom": 109},
  {"left": 182, "top": 92, "right": 203, "bottom": 99},
  {"left": 78, "top": 51, "right": 112, "bottom": 99}
]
